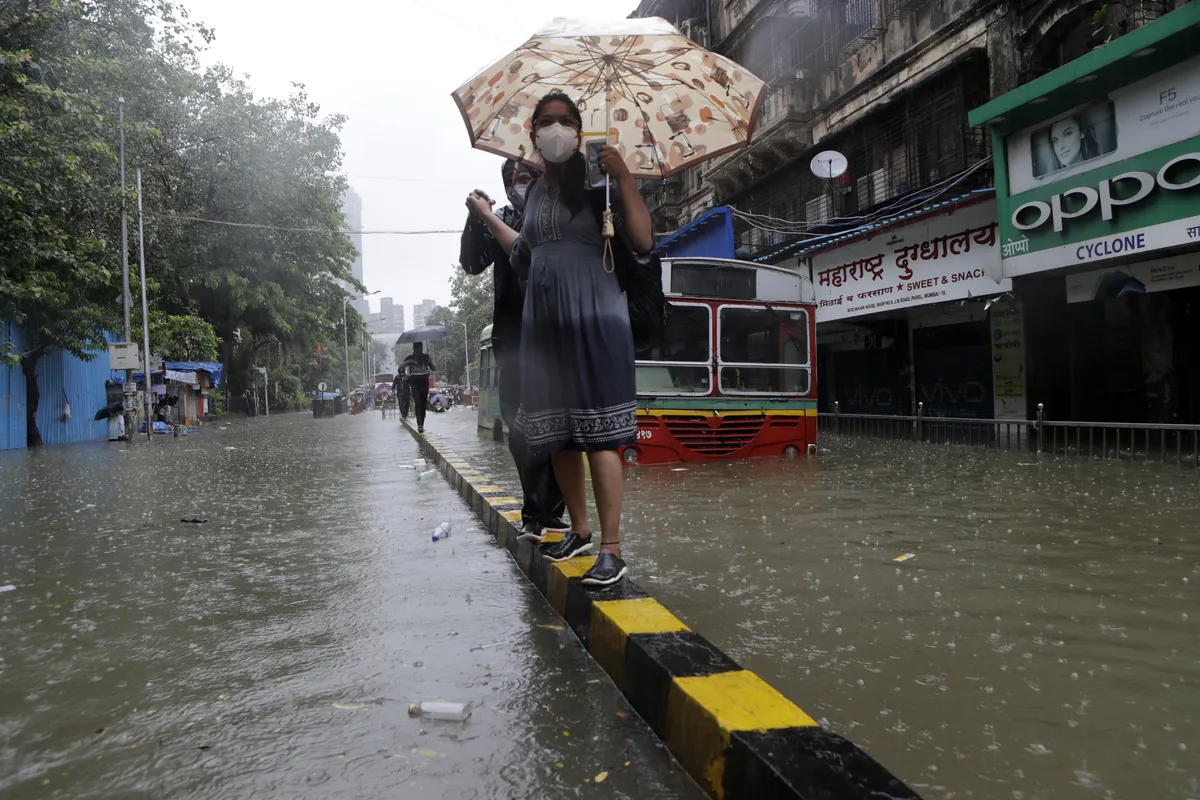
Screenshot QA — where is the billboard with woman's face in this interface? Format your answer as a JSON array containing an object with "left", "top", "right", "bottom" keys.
[
  {"left": 1005, "top": 54, "right": 1200, "bottom": 195},
  {"left": 1029, "top": 101, "right": 1118, "bottom": 178}
]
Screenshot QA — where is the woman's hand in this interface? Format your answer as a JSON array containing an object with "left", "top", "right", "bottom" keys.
[
  {"left": 597, "top": 145, "right": 631, "bottom": 183},
  {"left": 465, "top": 190, "right": 495, "bottom": 220}
]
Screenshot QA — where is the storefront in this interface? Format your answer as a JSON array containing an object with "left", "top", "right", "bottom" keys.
[
  {"left": 805, "top": 195, "right": 1020, "bottom": 419},
  {"left": 970, "top": 4, "right": 1200, "bottom": 424}
]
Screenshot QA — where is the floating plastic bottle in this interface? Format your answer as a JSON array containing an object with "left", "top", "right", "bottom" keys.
[
  {"left": 432, "top": 522, "right": 451, "bottom": 541},
  {"left": 413, "top": 458, "right": 427, "bottom": 468},
  {"left": 417, "top": 469, "right": 439, "bottom": 480},
  {"left": 408, "top": 701, "right": 470, "bottom": 721},
  {"left": 398, "top": 465, "right": 415, "bottom": 470}
]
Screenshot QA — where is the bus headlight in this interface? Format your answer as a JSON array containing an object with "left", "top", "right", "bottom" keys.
[
  {"left": 784, "top": 445, "right": 800, "bottom": 458},
  {"left": 622, "top": 448, "right": 639, "bottom": 465}
]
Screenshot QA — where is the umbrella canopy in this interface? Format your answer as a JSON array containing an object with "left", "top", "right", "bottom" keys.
[
  {"left": 452, "top": 17, "right": 766, "bottom": 179},
  {"left": 397, "top": 325, "right": 453, "bottom": 345},
  {"left": 93, "top": 401, "right": 123, "bottom": 421}
]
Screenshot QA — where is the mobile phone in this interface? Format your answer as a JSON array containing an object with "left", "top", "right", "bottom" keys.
[{"left": 584, "top": 140, "right": 608, "bottom": 189}]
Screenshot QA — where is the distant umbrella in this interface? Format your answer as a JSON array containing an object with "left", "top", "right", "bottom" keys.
[
  {"left": 93, "top": 401, "right": 123, "bottom": 421},
  {"left": 397, "top": 326, "right": 453, "bottom": 345}
]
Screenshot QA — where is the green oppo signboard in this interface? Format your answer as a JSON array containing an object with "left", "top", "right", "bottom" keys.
[
  {"left": 999, "top": 137, "right": 1200, "bottom": 276},
  {"left": 970, "top": 11, "right": 1200, "bottom": 280}
]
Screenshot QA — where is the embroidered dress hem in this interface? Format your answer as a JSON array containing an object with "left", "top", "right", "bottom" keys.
[{"left": 517, "top": 401, "right": 637, "bottom": 455}]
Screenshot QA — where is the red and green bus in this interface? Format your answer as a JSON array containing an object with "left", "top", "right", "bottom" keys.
[{"left": 622, "top": 257, "right": 817, "bottom": 466}]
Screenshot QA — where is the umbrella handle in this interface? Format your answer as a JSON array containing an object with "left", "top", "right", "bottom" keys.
[{"left": 603, "top": 209, "right": 615, "bottom": 273}]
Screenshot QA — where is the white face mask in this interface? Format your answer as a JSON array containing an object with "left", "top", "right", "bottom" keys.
[{"left": 535, "top": 123, "right": 579, "bottom": 164}]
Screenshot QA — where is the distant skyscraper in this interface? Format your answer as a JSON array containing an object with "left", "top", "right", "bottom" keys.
[
  {"left": 340, "top": 187, "right": 366, "bottom": 315},
  {"left": 412, "top": 298, "right": 437, "bottom": 329},
  {"left": 366, "top": 297, "right": 405, "bottom": 335}
]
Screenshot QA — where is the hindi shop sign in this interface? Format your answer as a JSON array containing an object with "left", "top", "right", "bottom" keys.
[{"left": 811, "top": 200, "right": 1008, "bottom": 322}]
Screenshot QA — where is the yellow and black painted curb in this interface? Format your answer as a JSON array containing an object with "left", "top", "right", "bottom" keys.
[{"left": 403, "top": 421, "right": 921, "bottom": 800}]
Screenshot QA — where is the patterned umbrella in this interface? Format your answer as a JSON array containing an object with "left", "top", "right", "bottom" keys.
[{"left": 451, "top": 17, "right": 767, "bottom": 179}]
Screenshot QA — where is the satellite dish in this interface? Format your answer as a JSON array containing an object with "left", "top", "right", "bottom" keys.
[{"left": 810, "top": 150, "right": 848, "bottom": 180}]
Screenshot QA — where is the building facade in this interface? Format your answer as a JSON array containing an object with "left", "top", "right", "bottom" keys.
[
  {"left": 364, "top": 297, "right": 405, "bottom": 336},
  {"left": 632, "top": 0, "right": 1194, "bottom": 425},
  {"left": 973, "top": 4, "right": 1200, "bottom": 425},
  {"left": 412, "top": 299, "right": 436, "bottom": 329}
]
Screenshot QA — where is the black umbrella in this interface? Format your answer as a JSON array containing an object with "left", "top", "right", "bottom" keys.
[
  {"left": 93, "top": 401, "right": 123, "bottom": 421},
  {"left": 396, "top": 325, "right": 453, "bottom": 345}
]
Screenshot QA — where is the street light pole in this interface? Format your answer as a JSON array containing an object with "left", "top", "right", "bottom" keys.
[
  {"left": 342, "top": 290, "right": 379, "bottom": 394},
  {"left": 135, "top": 168, "right": 152, "bottom": 442},
  {"left": 342, "top": 297, "right": 351, "bottom": 395},
  {"left": 451, "top": 321, "right": 471, "bottom": 392},
  {"left": 118, "top": 98, "right": 134, "bottom": 436}
]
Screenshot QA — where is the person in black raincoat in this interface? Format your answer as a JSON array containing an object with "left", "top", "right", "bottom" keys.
[{"left": 461, "top": 159, "right": 567, "bottom": 540}]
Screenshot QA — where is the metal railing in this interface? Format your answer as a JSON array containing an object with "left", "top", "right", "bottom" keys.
[
  {"left": 820, "top": 402, "right": 1200, "bottom": 465},
  {"left": 820, "top": 402, "right": 1033, "bottom": 450}
]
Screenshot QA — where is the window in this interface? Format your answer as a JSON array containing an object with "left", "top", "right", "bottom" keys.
[
  {"left": 672, "top": 263, "right": 757, "bottom": 299},
  {"left": 479, "top": 347, "right": 492, "bottom": 390},
  {"left": 636, "top": 303, "right": 712, "bottom": 396},
  {"left": 718, "top": 306, "right": 811, "bottom": 395}
]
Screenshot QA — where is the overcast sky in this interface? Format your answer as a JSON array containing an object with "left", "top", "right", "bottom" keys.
[{"left": 190, "top": 0, "right": 640, "bottom": 321}]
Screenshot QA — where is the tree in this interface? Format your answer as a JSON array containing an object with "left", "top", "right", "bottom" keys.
[
  {"left": 135, "top": 310, "right": 219, "bottom": 361},
  {"left": 1, "top": 0, "right": 361, "bottom": 439},
  {"left": 1, "top": 1, "right": 122, "bottom": 445}
]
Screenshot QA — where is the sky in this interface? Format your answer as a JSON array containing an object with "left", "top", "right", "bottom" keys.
[{"left": 189, "top": 0, "right": 641, "bottom": 321}]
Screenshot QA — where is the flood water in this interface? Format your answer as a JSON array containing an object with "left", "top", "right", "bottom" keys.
[
  {"left": 0, "top": 413, "right": 701, "bottom": 800},
  {"left": 434, "top": 412, "right": 1199, "bottom": 800}
]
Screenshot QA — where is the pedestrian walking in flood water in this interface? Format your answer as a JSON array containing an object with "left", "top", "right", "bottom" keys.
[
  {"left": 461, "top": 158, "right": 569, "bottom": 541},
  {"left": 465, "top": 91, "right": 655, "bottom": 587},
  {"left": 399, "top": 342, "right": 435, "bottom": 434}
]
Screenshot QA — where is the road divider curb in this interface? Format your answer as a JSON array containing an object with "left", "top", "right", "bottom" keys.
[{"left": 403, "top": 422, "right": 921, "bottom": 800}]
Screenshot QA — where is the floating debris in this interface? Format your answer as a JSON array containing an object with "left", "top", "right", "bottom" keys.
[{"left": 893, "top": 553, "right": 916, "bottom": 563}]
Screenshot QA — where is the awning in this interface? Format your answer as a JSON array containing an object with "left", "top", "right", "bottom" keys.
[
  {"left": 164, "top": 361, "right": 224, "bottom": 387},
  {"left": 164, "top": 370, "right": 198, "bottom": 384},
  {"left": 656, "top": 206, "right": 736, "bottom": 260}
]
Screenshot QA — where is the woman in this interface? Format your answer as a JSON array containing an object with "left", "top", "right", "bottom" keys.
[
  {"left": 1049, "top": 114, "right": 1098, "bottom": 171},
  {"left": 466, "top": 91, "right": 654, "bottom": 587}
]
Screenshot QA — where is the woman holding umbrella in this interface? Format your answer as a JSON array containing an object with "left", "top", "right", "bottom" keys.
[
  {"left": 455, "top": 17, "right": 766, "bottom": 586},
  {"left": 467, "top": 92, "right": 653, "bottom": 587}
]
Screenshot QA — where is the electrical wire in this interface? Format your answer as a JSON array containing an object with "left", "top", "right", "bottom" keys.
[
  {"left": 728, "top": 156, "right": 993, "bottom": 235},
  {"left": 143, "top": 210, "right": 461, "bottom": 235}
]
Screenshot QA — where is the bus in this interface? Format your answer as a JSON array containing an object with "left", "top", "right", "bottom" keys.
[
  {"left": 625, "top": 257, "right": 817, "bottom": 465},
  {"left": 474, "top": 257, "right": 818, "bottom": 464},
  {"left": 476, "top": 324, "right": 504, "bottom": 439}
]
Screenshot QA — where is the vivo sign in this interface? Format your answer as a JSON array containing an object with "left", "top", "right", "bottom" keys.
[{"left": 1012, "top": 152, "right": 1200, "bottom": 233}]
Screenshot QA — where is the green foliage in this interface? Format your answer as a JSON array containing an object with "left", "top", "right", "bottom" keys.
[
  {"left": 1, "top": 0, "right": 362, "bottom": 435},
  {"left": 135, "top": 311, "right": 219, "bottom": 361},
  {"left": 0, "top": 1, "right": 121, "bottom": 363}
]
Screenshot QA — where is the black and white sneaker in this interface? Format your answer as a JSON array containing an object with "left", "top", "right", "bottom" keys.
[
  {"left": 542, "top": 532, "right": 593, "bottom": 562},
  {"left": 581, "top": 552, "right": 628, "bottom": 587},
  {"left": 541, "top": 516, "right": 571, "bottom": 533},
  {"left": 516, "top": 523, "right": 545, "bottom": 543}
]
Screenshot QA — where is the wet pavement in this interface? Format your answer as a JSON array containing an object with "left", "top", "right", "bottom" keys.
[
  {"left": 0, "top": 412, "right": 703, "bottom": 800},
  {"left": 423, "top": 410, "right": 1199, "bottom": 800}
]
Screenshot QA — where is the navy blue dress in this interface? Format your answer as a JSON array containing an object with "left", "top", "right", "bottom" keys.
[{"left": 511, "top": 181, "right": 637, "bottom": 456}]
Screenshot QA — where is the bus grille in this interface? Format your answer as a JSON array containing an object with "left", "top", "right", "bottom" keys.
[{"left": 662, "top": 415, "right": 764, "bottom": 456}]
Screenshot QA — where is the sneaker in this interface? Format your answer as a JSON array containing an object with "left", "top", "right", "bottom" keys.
[
  {"left": 542, "top": 532, "right": 593, "bottom": 562},
  {"left": 581, "top": 552, "right": 628, "bottom": 587},
  {"left": 541, "top": 516, "right": 571, "bottom": 533},
  {"left": 417, "top": 426, "right": 425, "bottom": 434},
  {"left": 516, "top": 522, "right": 544, "bottom": 543}
]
